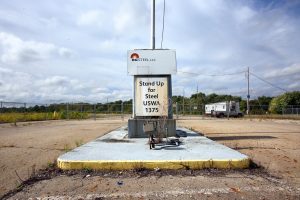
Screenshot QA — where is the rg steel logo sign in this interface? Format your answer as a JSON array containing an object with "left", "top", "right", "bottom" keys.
[
  {"left": 130, "top": 53, "right": 139, "bottom": 61},
  {"left": 127, "top": 49, "right": 177, "bottom": 75},
  {"left": 130, "top": 53, "right": 156, "bottom": 62}
]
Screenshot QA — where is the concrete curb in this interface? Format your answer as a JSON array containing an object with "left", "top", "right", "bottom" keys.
[{"left": 57, "top": 158, "right": 250, "bottom": 170}]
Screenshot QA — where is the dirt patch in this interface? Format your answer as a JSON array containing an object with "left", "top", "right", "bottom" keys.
[
  {"left": 178, "top": 118, "right": 300, "bottom": 187},
  {"left": 0, "top": 119, "right": 126, "bottom": 197},
  {"left": 3, "top": 164, "right": 300, "bottom": 199}
]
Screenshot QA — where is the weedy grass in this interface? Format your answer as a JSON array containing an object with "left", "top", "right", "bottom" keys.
[
  {"left": 0, "top": 112, "right": 89, "bottom": 123},
  {"left": 63, "top": 144, "right": 71, "bottom": 152},
  {"left": 75, "top": 139, "right": 84, "bottom": 147}
]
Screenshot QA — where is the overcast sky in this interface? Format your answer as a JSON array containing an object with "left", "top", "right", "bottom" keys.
[{"left": 0, "top": 0, "right": 300, "bottom": 103}]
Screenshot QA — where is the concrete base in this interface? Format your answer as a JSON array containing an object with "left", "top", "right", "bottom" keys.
[
  {"left": 57, "top": 127, "right": 250, "bottom": 170},
  {"left": 128, "top": 118, "right": 176, "bottom": 138}
]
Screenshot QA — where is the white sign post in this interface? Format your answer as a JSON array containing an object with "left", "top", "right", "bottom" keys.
[{"left": 127, "top": 49, "right": 177, "bottom": 138}]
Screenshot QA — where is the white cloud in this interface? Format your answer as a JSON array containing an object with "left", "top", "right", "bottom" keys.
[
  {"left": 234, "top": 6, "right": 256, "bottom": 23},
  {"left": 58, "top": 47, "right": 74, "bottom": 58},
  {"left": 113, "top": 0, "right": 148, "bottom": 34},
  {"left": 190, "top": 0, "right": 225, "bottom": 17},
  {"left": 41, "top": 76, "right": 70, "bottom": 86},
  {"left": 0, "top": 67, "right": 131, "bottom": 103},
  {"left": 265, "top": 63, "right": 300, "bottom": 78},
  {"left": 0, "top": 32, "right": 74, "bottom": 64},
  {"left": 77, "top": 10, "right": 104, "bottom": 26},
  {"left": 288, "top": 82, "right": 300, "bottom": 90}
]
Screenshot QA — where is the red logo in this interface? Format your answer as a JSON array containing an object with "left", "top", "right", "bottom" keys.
[{"left": 130, "top": 53, "right": 139, "bottom": 60}]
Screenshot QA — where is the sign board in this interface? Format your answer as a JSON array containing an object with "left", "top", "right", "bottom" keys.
[
  {"left": 127, "top": 49, "right": 177, "bottom": 75},
  {"left": 135, "top": 77, "right": 168, "bottom": 116}
]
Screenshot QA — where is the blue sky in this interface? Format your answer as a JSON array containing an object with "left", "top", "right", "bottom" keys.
[{"left": 0, "top": 0, "right": 299, "bottom": 103}]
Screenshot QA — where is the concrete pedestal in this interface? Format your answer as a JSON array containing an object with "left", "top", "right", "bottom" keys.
[
  {"left": 57, "top": 127, "right": 250, "bottom": 170},
  {"left": 128, "top": 118, "right": 176, "bottom": 138}
]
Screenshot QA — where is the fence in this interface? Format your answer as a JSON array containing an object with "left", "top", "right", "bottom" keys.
[
  {"left": 247, "top": 105, "right": 300, "bottom": 115},
  {"left": 0, "top": 101, "right": 299, "bottom": 123},
  {"left": 0, "top": 102, "right": 133, "bottom": 123},
  {"left": 282, "top": 106, "right": 300, "bottom": 115}
]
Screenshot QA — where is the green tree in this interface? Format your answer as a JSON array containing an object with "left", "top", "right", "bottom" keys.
[
  {"left": 257, "top": 96, "right": 273, "bottom": 106},
  {"left": 240, "top": 100, "right": 247, "bottom": 112},
  {"left": 269, "top": 91, "right": 300, "bottom": 114},
  {"left": 190, "top": 92, "right": 206, "bottom": 105},
  {"left": 204, "top": 93, "right": 241, "bottom": 104}
]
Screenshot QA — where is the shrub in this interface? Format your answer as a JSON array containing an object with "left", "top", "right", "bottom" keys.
[{"left": 269, "top": 91, "right": 300, "bottom": 114}]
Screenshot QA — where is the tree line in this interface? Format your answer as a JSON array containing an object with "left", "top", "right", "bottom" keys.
[
  {"left": 173, "top": 91, "right": 299, "bottom": 114},
  {"left": 0, "top": 91, "right": 299, "bottom": 114}
]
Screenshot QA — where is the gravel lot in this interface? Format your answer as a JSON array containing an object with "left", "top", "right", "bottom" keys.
[
  {"left": 178, "top": 117, "right": 300, "bottom": 185},
  {"left": 1, "top": 117, "right": 300, "bottom": 199},
  {"left": 0, "top": 119, "right": 126, "bottom": 197}
]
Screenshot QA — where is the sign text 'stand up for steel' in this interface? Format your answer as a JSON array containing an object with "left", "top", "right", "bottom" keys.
[
  {"left": 127, "top": 50, "right": 177, "bottom": 75},
  {"left": 135, "top": 77, "right": 168, "bottom": 117}
]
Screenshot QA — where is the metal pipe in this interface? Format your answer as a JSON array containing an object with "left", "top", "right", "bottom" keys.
[
  {"left": 247, "top": 67, "right": 250, "bottom": 115},
  {"left": 151, "top": 0, "right": 155, "bottom": 49}
]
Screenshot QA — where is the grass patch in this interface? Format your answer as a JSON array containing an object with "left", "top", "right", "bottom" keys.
[
  {"left": 0, "top": 112, "right": 89, "bottom": 123},
  {"left": 75, "top": 139, "right": 84, "bottom": 147},
  {"left": 47, "top": 161, "right": 56, "bottom": 168},
  {"left": 63, "top": 144, "right": 71, "bottom": 152}
]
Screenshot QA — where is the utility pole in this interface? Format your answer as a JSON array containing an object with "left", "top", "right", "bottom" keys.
[
  {"left": 151, "top": 0, "right": 155, "bottom": 49},
  {"left": 247, "top": 67, "right": 250, "bottom": 115},
  {"left": 182, "top": 88, "right": 185, "bottom": 115},
  {"left": 196, "top": 83, "right": 199, "bottom": 114}
]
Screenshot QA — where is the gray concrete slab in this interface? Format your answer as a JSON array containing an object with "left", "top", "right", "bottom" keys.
[{"left": 57, "top": 127, "right": 249, "bottom": 170}]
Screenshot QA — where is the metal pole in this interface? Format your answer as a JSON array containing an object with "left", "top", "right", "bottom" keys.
[
  {"left": 196, "top": 83, "right": 198, "bottom": 104},
  {"left": 46, "top": 104, "right": 48, "bottom": 120},
  {"left": 247, "top": 67, "right": 250, "bottom": 115},
  {"left": 121, "top": 102, "right": 124, "bottom": 121},
  {"left": 151, "top": 0, "right": 155, "bottom": 49},
  {"left": 227, "top": 101, "right": 230, "bottom": 120},
  {"left": 94, "top": 104, "right": 96, "bottom": 120},
  {"left": 24, "top": 103, "right": 26, "bottom": 121},
  {"left": 67, "top": 103, "right": 69, "bottom": 120},
  {"left": 176, "top": 102, "right": 178, "bottom": 119},
  {"left": 182, "top": 89, "right": 185, "bottom": 115},
  {"left": 81, "top": 104, "right": 83, "bottom": 119}
]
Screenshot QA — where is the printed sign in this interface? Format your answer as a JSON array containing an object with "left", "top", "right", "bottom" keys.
[
  {"left": 127, "top": 49, "right": 177, "bottom": 75},
  {"left": 135, "top": 77, "right": 168, "bottom": 116}
]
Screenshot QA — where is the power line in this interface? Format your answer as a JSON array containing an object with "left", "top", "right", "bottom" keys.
[
  {"left": 177, "top": 70, "right": 246, "bottom": 77},
  {"left": 250, "top": 72, "right": 288, "bottom": 92},
  {"left": 160, "top": 0, "right": 166, "bottom": 49}
]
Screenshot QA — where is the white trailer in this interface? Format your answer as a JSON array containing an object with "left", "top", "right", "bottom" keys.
[{"left": 205, "top": 101, "right": 243, "bottom": 118}]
